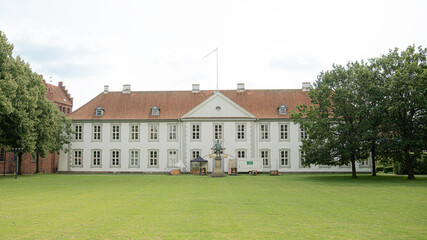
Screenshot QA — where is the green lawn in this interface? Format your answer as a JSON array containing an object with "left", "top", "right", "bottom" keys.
[{"left": 0, "top": 174, "right": 426, "bottom": 239}]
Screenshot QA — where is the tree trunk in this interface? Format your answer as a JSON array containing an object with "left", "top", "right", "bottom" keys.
[
  {"left": 371, "top": 141, "right": 376, "bottom": 176},
  {"left": 18, "top": 152, "right": 23, "bottom": 175},
  {"left": 35, "top": 154, "right": 39, "bottom": 173},
  {"left": 351, "top": 155, "right": 357, "bottom": 178},
  {"left": 405, "top": 152, "right": 415, "bottom": 180}
]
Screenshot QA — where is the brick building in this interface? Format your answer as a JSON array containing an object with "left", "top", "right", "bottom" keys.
[{"left": 0, "top": 79, "right": 73, "bottom": 174}]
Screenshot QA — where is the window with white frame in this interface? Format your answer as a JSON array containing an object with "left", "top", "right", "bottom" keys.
[
  {"left": 280, "top": 150, "right": 290, "bottom": 167},
  {"left": 279, "top": 124, "right": 289, "bottom": 140},
  {"left": 130, "top": 124, "right": 139, "bottom": 140},
  {"left": 92, "top": 150, "right": 101, "bottom": 167},
  {"left": 361, "top": 159, "right": 369, "bottom": 167},
  {"left": 93, "top": 125, "right": 101, "bottom": 141},
  {"left": 191, "top": 124, "right": 200, "bottom": 140},
  {"left": 129, "top": 150, "right": 139, "bottom": 167},
  {"left": 236, "top": 124, "right": 245, "bottom": 140},
  {"left": 168, "top": 124, "right": 177, "bottom": 140},
  {"left": 74, "top": 125, "right": 82, "bottom": 140},
  {"left": 191, "top": 150, "right": 200, "bottom": 160},
  {"left": 214, "top": 124, "right": 223, "bottom": 140},
  {"left": 237, "top": 150, "right": 246, "bottom": 159},
  {"left": 300, "top": 126, "right": 308, "bottom": 140},
  {"left": 149, "top": 150, "right": 158, "bottom": 167},
  {"left": 149, "top": 125, "right": 158, "bottom": 140},
  {"left": 111, "top": 150, "right": 120, "bottom": 167},
  {"left": 300, "top": 150, "right": 305, "bottom": 167},
  {"left": 260, "top": 124, "right": 269, "bottom": 140},
  {"left": 112, "top": 124, "right": 120, "bottom": 140},
  {"left": 168, "top": 150, "right": 178, "bottom": 168},
  {"left": 261, "top": 150, "right": 269, "bottom": 167},
  {"left": 73, "top": 150, "right": 82, "bottom": 166}
]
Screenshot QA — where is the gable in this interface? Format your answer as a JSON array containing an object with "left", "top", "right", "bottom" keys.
[{"left": 181, "top": 92, "right": 256, "bottom": 119}]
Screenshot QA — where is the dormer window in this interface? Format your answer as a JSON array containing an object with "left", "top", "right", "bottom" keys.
[
  {"left": 151, "top": 106, "right": 160, "bottom": 116},
  {"left": 95, "top": 106, "right": 105, "bottom": 116},
  {"left": 277, "top": 104, "right": 288, "bottom": 115}
]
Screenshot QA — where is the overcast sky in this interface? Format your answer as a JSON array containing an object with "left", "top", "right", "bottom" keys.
[{"left": 1, "top": 0, "right": 426, "bottom": 109}]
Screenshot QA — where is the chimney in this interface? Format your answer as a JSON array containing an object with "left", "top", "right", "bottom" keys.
[
  {"left": 237, "top": 83, "right": 245, "bottom": 92},
  {"left": 104, "top": 85, "right": 109, "bottom": 94},
  {"left": 123, "top": 84, "right": 131, "bottom": 94},
  {"left": 302, "top": 82, "right": 310, "bottom": 92},
  {"left": 58, "top": 81, "right": 63, "bottom": 87},
  {"left": 192, "top": 84, "right": 200, "bottom": 93}
]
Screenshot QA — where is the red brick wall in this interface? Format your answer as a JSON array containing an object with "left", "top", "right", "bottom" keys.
[{"left": 0, "top": 150, "right": 58, "bottom": 174}]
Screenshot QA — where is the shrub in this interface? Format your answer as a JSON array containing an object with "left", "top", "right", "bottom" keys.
[{"left": 376, "top": 167, "right": 384, "bottom": 172}]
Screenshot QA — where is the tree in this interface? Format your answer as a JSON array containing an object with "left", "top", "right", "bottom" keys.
[
  {"left": 371, "top": 46, "right": 427, "bottom": 179},
  {"left": 292, "top": 61, "right": 373, "bottom": 178}
]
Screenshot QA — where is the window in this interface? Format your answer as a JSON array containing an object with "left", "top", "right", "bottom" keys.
[
  {"left": 280, "top": 150, "right": 290, "bottom": 167},
  {"left": 260, "top": 124, "right": 269, "bottom": 140},
  {"left": 236, "top": 124, "right": 245, "bottom": 140},
  {"left": 95, "top": 106, "right": 105, "bottom": 116},
  {"left": 74, "top": 125, "right": 82, "bottom": 140},
  {"left": 361, "top": 159, "right": 369, "bottom": 167},
  {"left": 149, "top": 150, "right": 158, "bottom": 167},
  {"left": 168, "top": 150, "right": 178, "bottom": 168},
  {"left": 280, "top": 124, "right": 289, "bottom": 140},
  {"left": 237, "top": 150, "right": 246, "bottom": 159},
  {"left": 129, "top": 150, "right": 140, "bottom": 167},
  {"left": 93, "top": 124, "right": 101, "bottom": 141},
  {"left": 191, "top": 150, "right": 200, "bottom": 160},
  {"left": 0, "top": 148, "right": 5, "bottom": 162},
  {"left": 151, "top": 106, "right": 160, "bottom": 116},
  {"left": 300, "top": 126, "right": 308, "bottom": 140},
  {"left": 92, "top": 150, "right": 101, "bottom": 167},
  {"left": 278, "top": 104, "right": 287, "bottom": 115},
  {"left": 168, "top": 124, "right": 177, "bottom": 141},
  {"left": 214, "top": 124, "right": 223, "bottom": 140},
  {"left": 300, "top": 151, "right": 306, "bottom": 168},
  {"left": 112, "top": 124, "right": 120, "bottom": 141},
  {"left": 149, "top": 124, "right": 158, "bottom": 140},
  {"left": 130, "top": 124, "right": 139, "bottom": 141},
  {"left": 111, "top": 150, "right": 120, "bottom": 167},
  {"left": 73, "top": 150, "right": 82, "bottom": 166},
  {"left": 261, "top": 150, "right": 270, "bottom": 167},
  {"left": 191, "top": 124, "right": 200, "bottom": 140}
]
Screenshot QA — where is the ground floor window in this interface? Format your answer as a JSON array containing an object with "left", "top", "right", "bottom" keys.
[
  {"left": 73, "top": 150, "right": 82, "bottom": 166},
  {"left": 191, "top": 150, "right": 200, "bottom": 160},
  {"left": 168, "top": 150, "right": 178, "bottom": 168},
  {"left": 92, "top": 150, "right": 101, "bottom": 167},
  {"left": 130, "top": 150, "right": 140, "bottom": 167},
  {"left": 237, "top": 150, "right": 246, "bottom": 159},
  {"left": 260, "top": 150, "right": 269, "bottom": 167},
  {"left": 149, "top": 150, "right": 158, "bottom": 167},
  {"left": 280, "top": 150, "right": 290, "bottom": 167},
  {"left": 111, "top": 150, "right": 120, "bottom": 167}
]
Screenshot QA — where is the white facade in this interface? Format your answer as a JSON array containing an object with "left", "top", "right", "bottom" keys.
[{"left": 59, "top": 91, "right": 371, "bottom": 173}]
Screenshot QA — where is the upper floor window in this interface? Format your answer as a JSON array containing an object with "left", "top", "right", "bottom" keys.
[
  {"left": 280, "top": 123, "right": 289, "bottom": 140},
  {"left": 260, "top": 124, "right": 269, "bottom": 140},
  {"left": 214, "top": 124, "right": 223, "bottom": 140},
  {"left": 278, "top": 104, "right": 288, "bottom": 115},
  {"left": 151, "top": 106, "right": 160, "bottom": 116},
  {"left": 168, "top": 124, "right": 177, "bottom": 140},
  {"left": 95, "top": 106, "right": 105, "bottom": 116},
  {"left": 93, "top": 125, "right": 101, "bottom": 141},
  {"left": 300, "top": 126, "right": 308, "bottom": 140},
  {"left": 191, "top": 124, "right": 200, "bottom": 140},
  {"left": 130, "top": 124, "right": 139, "bottom": 141},
  {"left": 112, "top": 124, "right": 120, "bottom": 140},
  {"left": 149, "top": 124, "right": 158, "bottom": 140},
  {"left": 236, "top": 124, "right": 245, "bottom": 140},
  {"left": 74, "top": 125, "right": 83, "bottom": 140}
]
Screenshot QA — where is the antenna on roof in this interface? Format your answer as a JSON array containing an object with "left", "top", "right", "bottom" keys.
[{"left": 202, "top": 48, "right": 218, "bottom": 91}]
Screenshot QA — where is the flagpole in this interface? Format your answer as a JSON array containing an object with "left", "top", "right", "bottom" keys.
[{"left": 216, "top": 47, "right": 218, "bottom": 91}]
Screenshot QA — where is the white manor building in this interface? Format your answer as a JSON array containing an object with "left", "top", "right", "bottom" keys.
[{"left": 58, "top": 83, "right": 371, "bottom": 173}]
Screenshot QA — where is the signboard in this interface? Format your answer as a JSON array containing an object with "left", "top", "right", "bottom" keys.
[
  {"left": 247, "top": 161, "right": 253, "bottom": 165},
  {"left": 237, "top": 158, "right": 263, "bottom": 172}
]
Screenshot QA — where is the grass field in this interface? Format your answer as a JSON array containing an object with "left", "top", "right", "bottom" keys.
[{"left": 0, "top": 174, "right": 426, "bottom": 239}]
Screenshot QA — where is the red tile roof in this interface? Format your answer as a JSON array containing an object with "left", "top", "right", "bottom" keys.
[
  {"left": 45, "top": 82, "right": 73, "bottom": 106},
  {"left": 68, "top": 89, "right": 310, "bottom": 120}
]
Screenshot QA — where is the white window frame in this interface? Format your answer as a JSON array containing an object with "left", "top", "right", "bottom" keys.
[
  {"left": 299, "top": 125, "right": 308, "bottom": 141},
  {"left": 110, "top": 149, "right": 121, "bottom": 168},
  {"left": 236, "top": 149, "right": 246, "bottom": 159},
  {"left": 167, "top": 149, "right": 179, "bottom": 168},
  {"left": 360, "top": 159, "right": 370, "bottom": 168},
  {"left": 260, "top": 123, "right": 270, "bottom": 141},
  {"left": 191, "top": 123, "right": 201, "bottom": 141},
  {"left": 148, "top": 124, "right": 159, "bottom": 141},
  {"left": 91, "top": 149, "right": 102, "bottom": 168},
  {"left": 236, "top": 123, "right": 246, "bottom": 141},
  {"left": 130, "top": 124, "right": 140, "bottom": 142},
  {"left": 74, "top": 124, "right": 83, "bottom": 141},
  {"left": 168, "top": 124, "right": 178, "bottom": 141},
  {"left": 279, "top": 149, "right": 290, "bottom": 168},
  {"left": 129, "top": 149, "right": 140, "bottom": 168},
  {"left": 111, "top": 124, "right": 121, "bottom": 141},
  {"left": 92, "top": 124, "right": 102, "bottom": 142},
  {"left": 148, "top": 149, "right": 159, "bottom": 168},
  {"left": 191, "top": 150, "right": 201, "bottom": 160},
  {"left": 73, "top": 149, "right": 83, "bottom": 167},
  {"left": 279, "top": 123, "right": 289, "bottom": 141},
  {"left": 213, "top": 123, "right": 223, "bottom": 140},
  {"left": 260, "top": 149, "right": 270, "bottom": 168}
]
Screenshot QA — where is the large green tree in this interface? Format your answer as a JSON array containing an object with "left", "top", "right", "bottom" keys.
[
  {"left": 372, "top": 46, "right": 427, "bottom": 179},
  {"left": 292, "top": 61, "right": 373, "bottom": 178},
  {"left": 0, "top": 30, "right": 71, "bottom": 174}
]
